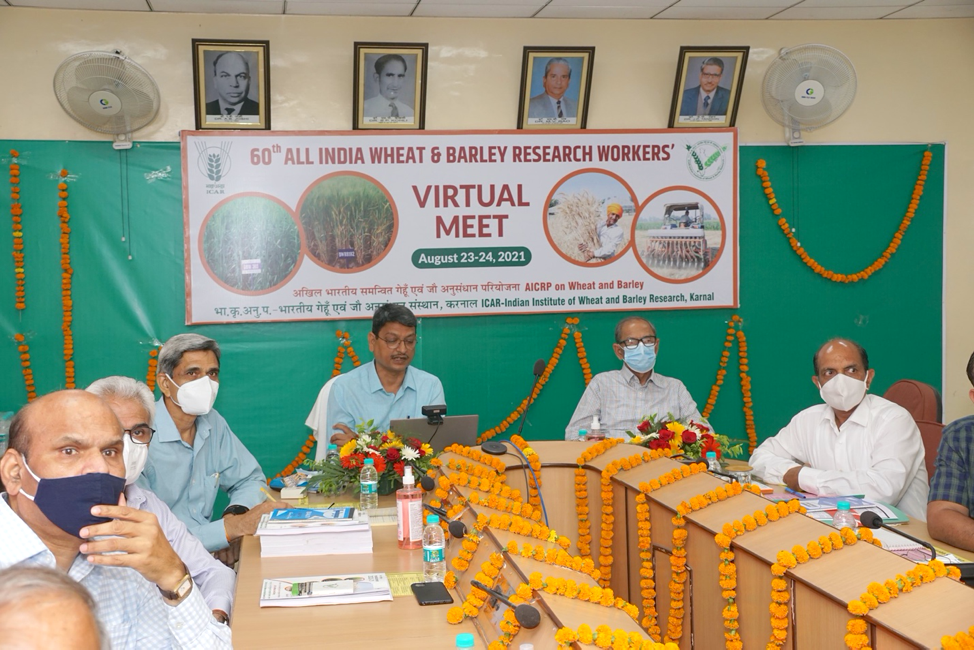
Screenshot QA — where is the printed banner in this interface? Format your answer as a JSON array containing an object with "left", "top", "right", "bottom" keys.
[{"left": 182, "top": 129, "right": 738, "bottom": 324}]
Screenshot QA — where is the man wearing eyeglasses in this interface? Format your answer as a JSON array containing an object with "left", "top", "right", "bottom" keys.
[
  {"left": 87, "top": 376, "right": 236, "bottom": 625},
  {"left": 679, "top": 57, "right": 730, "bottom": 118},
  {"left": 327, "top": 303, "right": 445, "bottom": 446},
  {"left": 565, "top": 316, "right": 703, "bottom": 440}
]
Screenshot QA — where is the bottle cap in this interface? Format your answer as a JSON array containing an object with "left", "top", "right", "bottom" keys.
[
  {"left": 455, "top": 633, "right": 475, "bottom": 648},
  {"left": 327, "top": 444, "right": 337, "bottom": 451},
  {"left": 364, "top": 458, "right": 374, "bottom": 465},
  {"left": 427, "top": 514, "right": 440, "bottom": 525},
  {"left": 403, "top": 466, "right": 414, "bottom": 486},
  {"left": 706, "top": 451, "right": 716, "bottom": 459},
  {"left": 519, "top": 645, "right": 535, "bottom": 650},
  {"left": 837, "top": 500, "right": 850, "bottom": 510},
  {"left": 591, "top": 415, "right": 601, "bottom": 429},
  {"left": 579, "top": 429, "right": 588, "bottom": 437}
]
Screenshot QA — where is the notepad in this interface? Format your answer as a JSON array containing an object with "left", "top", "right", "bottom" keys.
[{"left": 260, "top": 573, "right": 392, "bottom": 607}]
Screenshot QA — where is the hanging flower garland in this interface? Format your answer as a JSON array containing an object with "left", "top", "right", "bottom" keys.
[
  {"left": 525, "top": 570, "right": 639, "bottom": 618},
  {"left": 701, "top": 315, "right": 757, "bottom": 454},
  {"left": 568, "top": 317, "right": 593, "bottom": 385},
  {"left": 479, "top": 319, "right": 569, "bottom": 444},
  {"left": 503, "top": 539, "right": 601, "bottom": 581},
  {"left": 10, "top": 150, "right": 25, "bottom": 310},
  {"left": 755, "top": 150, "right": 932, "bottom": 283},
  {"left": 145, "top": 346, "right": 161, "bottom": 391},
  {"left": 713, "top": 499, "right": 806, "bottom": 650},
  {"left": 57, "top": 169, "right": 74, "bottom": 388},
  {"left": 270, "top": 331, "right": 362, "bottom": 481},
  {"left": 942, "top": 627, "right": 974, "bottom": 650},
  {"left": 556, "top": 625, "right": 679, "bottom": 650},
  {"left": 444, "top": 445, "right": 509, "bottom": 474},
  {"left": 447, "top": 551, "right": 531, "bottom": 650},
  {"left": 845, "top": 560, "right": 961, "bottom": 650},
  {"left": 13, "top": 333, "right": 36, "bottom": 401},
  {"left": 597, "top": 448, "right": 673, "bottom": 587},
  {"left": 510, "top": 434, "right": 542, "bottom": 506},
  {"left": 576, "top": 438, "right": 624, "bottom": 559}
]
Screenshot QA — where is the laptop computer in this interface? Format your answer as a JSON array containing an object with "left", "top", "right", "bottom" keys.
[{"left": 390, "top": 415, "right": 479, "bottom": 452}]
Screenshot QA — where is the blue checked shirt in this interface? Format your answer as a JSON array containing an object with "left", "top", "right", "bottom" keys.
[
  {"left": 929, "top": 414, "right": 974, "bottom": 510},
  {"left": 0, "top": 495, "right": 232, "bottom": 649},
  {"left": 139, "top": 399, "right": 267, "bottom": 552},
  {"left": 565, "top": 365, "right": 703, "bottom": 440}
]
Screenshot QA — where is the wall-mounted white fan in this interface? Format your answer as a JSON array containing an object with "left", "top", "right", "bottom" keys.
[
  {"left": 762, "top": 44, "right": 857, "bottom": 146},
  {"left": 53, "top": 50, "right": 160, "bottom": 150}
]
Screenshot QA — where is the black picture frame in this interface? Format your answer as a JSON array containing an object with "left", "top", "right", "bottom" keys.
[
  {"left": 353, "top": 42, "right": 428, "bottom": 130},
  {"left": 517, "top": 46, "right": 595, "bottom": 130},
  {"left": 192, "top": 39, "right": 270, "bottom": 130},
  {"left": 668, "top": 46, "right": 749, "bottom": 128}
]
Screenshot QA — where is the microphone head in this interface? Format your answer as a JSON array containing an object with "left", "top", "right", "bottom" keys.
[
  {"left": 533, "top": 358, "right": 546, "bottom": 377},
  {"left": 448, "top": 519, "right": 467, "bottom": 539},
  {"left": 514, "top": 604, "right": 541, "bottom": 629},
  {"left": 419, "top": 475, "right": 435, "bottom": 491},
  {"left": 859, "top": 510, "right": 883, "bottom": 529},
  {"left": 481, "top": 441, "right": 507, "bottom": 456},
  {"left": 425, "top": 504, "right": 448, "bottom": 518}
]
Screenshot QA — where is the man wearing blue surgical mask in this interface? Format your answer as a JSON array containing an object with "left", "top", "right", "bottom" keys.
[
  {"left": 139, "top": 333, "right": 279, "bottom": 564},
  {"left": 0, "top": 390, "right": 232, "bottom": 648},
  {"left": 565, "top": 316, "right": 703, "bottom": 440},
  {"left": 749, "top": 338, "right": 928, "bottom": 521}
]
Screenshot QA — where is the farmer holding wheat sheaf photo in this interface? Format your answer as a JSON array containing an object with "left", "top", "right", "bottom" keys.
[{"left": 578, "top": 202, "right": 625, "bottom": 262}]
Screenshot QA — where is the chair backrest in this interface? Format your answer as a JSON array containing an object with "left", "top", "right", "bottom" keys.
[
  {"left": 305, "top": 375, "right": 340, "bottom": 461},
  {"left": 916, "top": 419, "right": 944, "bottom": 484},
  {"left": 883, "top": 379, "right": 943, "bottom": 422}
]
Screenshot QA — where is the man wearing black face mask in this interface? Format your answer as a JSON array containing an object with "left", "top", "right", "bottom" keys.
[
  {"left": 139, "top": 333, "right": 278, "bottom": 565},
  {"left": 0, "top": 390, "right": 232, "bottom": 648},
  {"left": 749, "top": 338, "right": 928, "bottom": 520}
]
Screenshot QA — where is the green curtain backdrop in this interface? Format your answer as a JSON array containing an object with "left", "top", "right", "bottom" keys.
[{"left": 0, "top": 141, "right": 944, "bottom": 480}]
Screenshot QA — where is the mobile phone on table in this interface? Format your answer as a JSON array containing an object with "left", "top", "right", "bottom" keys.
[{"left": 411, "top": 581, "right": 454, "bottom": 606}]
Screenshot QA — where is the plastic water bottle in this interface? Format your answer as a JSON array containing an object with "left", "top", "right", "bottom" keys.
[
  {"left": 832, "top": 500, "right": 857, "bottom": 530},
  {"left": 359, "top": 458, "right": 378, "bottom": 512},
  {"left": 423, "top": 514, "right": 446, "bottom": 582},
  {"left": 455, "top": 633, "right": 475, "bottom": 649},
  {"left": 325, "top": 443, "right": 340, "bottom": 462},
  {"left": 706, "top": 451, "right": 722, "bottom": 473}
]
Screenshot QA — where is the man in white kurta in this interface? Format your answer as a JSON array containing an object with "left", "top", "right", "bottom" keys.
[{"left": 749, "top": 338, "right": 928, "bottom": 521}]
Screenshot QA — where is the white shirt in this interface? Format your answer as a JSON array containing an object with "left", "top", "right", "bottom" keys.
[
  {"left": 592, "top": 219, "right": 625, "bottom": 259},
  {"left": 0, "top": 495, "right": 232, "bottom": 649},
  {"left": 748, "top": 394, "right": 929, "bottom": 521},
  {"left": 126, "top": 484, "right": 236, "bottom": 614}
]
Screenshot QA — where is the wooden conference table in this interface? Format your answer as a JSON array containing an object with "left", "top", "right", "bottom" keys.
[{"left": 232, "top": 441, "right": 974, "bottom": 649}]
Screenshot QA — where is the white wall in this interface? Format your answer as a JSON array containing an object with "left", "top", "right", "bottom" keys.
[{"left": 2, "top": 8, "right": 972, "bottom": 418}]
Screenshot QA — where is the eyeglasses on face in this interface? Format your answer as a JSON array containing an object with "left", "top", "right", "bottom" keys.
[
  {"left": 124, "top": 426, "right": 155, "bottom": 445},
  {"left": 378, "top": 336, "right": 417, "bottom": 350},
  {"left": 617, "top": 336, "right": 657, "bottom": 350}
]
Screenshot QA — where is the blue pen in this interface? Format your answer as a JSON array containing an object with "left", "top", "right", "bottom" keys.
[{"left": 784, "top": 487, "right": 806, "bottom": 499}]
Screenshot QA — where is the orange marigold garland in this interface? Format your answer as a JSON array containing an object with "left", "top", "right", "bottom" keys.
[
  {"left": 510, "top": 434, "right": 542, "bottom": 507},
  {"left": 271, "top": 331, "right": 362, "bottom": 481},
  {"left": 13, "top": 333, "right": 36, "bottom": 401},
  {"left": 145, "top": 346, "right": 161, "bottom": 391},
  {"left": 57, "top": 169, "right": 75, "bottom": 388},
  {"left": 503, "top": 539, "right": 601, "bottom": 581},
  {"left": 575, "top": 438, "right": 624, "bottom": 559},
  {"left": 568, "top": 317, "right": 593, "bottom": 385},
  {"left": 10, "top": 150, "right": 25, "bottom": 310},
  {"left": 479, "top": 316, "right": 573, "bottom": 443},
  {"left": 755, "top": 150, "right": 932, "bottom": 283},
  {"left": 845, "top": 560, "right": 961, "bottom": 650},
  {"left": 942, "top": 627, "right": 974, "bottom": 650},
  {"left": 556, "top": 626, "right": 679, "bottom": 650},
  {"left": 701, "top": 315, "right": 757, "bottom": 454}
]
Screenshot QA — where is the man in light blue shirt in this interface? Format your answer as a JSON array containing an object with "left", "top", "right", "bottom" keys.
[
  {"left": 139, "top": 333, "right": 277, "bottom": 558},
  {"left": 0, "top": 390, "right": 231, "bottom": 649},
  {"left": 327, "top": 304, "right": 445, "bottom": 446},
  {"left": 88, "top": 376, "right": 236, "bottom": 621}
]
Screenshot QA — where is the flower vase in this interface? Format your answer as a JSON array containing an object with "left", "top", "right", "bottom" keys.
[{"left": 378, "top": 473, "right": 402, "bottom": 496}]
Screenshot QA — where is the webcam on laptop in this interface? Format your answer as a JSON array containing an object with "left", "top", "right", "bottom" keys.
[{"left": 422, "top": 404, "right": 446, "bottom": 425}]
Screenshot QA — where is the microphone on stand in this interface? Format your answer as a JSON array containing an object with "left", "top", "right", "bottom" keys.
[
  {"left": 470, "top": 580, "right": 541, "bottom": 629},
  {"left": 424, "top": 503, "right": 468, "bottom": 539},
  {"left": 859, "top": 510, "right": 936, "bottom": 561},
  {"left": 483, "top": 358, "right": 546, "bottom": 456}
]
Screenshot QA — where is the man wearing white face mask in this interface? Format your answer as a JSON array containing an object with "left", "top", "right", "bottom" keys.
[
  {"left": 138, "top": 334, "right": 275, "bottom": 559},
  {"left": 749, "top": 338, "right": 928, "bottom": 520},
  {"left": 564, "top": 316, "right": 703, "bottom": 440},
  {"left": 87, "top": 376, "right": 236, "bottom": 623}
]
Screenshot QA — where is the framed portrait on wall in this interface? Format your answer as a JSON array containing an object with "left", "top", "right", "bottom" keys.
[
  {"left": 192, "top": 39, "right": 270, "bottom": 130},
  {"left": 353, "top": 42, "right": 428, "bottom": 130},
  {"left": 668, "top": 46, "right": 749, "bottom": 128},
  {"left": 517, "top": 46, "right": 595, "bottom": 130}
]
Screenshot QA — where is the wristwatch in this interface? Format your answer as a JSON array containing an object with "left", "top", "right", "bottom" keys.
[
  {"left": 158, "top": 573, "right": 193, "bottom": 604},
  {"left": 223, "top": 504, "right": 249, "bottom": 517}
]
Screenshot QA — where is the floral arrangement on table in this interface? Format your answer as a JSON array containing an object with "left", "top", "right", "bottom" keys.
[
  {"left": 306, "top": 420, "right": 438, "bottom": 495},
  {"left": 626, "top": 413, "right": 743, "bottom": 460}
]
